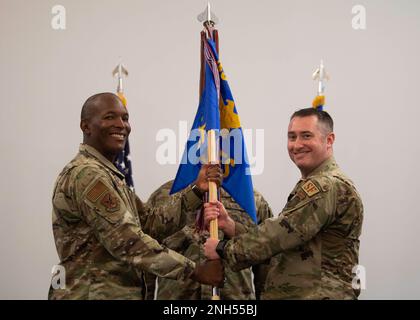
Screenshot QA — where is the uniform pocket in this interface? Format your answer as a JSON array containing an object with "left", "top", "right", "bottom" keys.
[{"left": 282, "top": 195, "right": 322, "bottom": 215}]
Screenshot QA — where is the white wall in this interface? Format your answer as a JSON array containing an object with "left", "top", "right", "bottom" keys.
[{"left": 0, "top": 0, "right": 419, "bottom": 299}]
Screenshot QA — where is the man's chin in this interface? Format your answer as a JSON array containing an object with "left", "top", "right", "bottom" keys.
[
  {"left": 108, "top": 144, "right": 125, "bottom": 156},
  {"left": 293, "top": 158, "right": 307, "bottom": 168},
  {"left": 115, "top": 146, "right": 125, "bottom": 154},
  {"left": 294, "top": 161, "right": 311, "bottom": 173}
]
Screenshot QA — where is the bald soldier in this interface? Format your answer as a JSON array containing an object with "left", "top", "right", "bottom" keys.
[
  {"left": 204, "top": 108, "right": 363, "bottom": 299},
  {"left": 144, "top": 182, "right": 273, "bottom": 300},
  {"left": 49, "top": 93, "right": 223, "bottom": 300}
]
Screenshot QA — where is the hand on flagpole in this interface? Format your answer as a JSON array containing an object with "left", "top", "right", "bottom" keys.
[
  {"left": 194, "top": 164, "right": 223, "bottom": 192},
  {"left": 190, "top": 259, "right": 224, "bottom": 287},
  {"left": 204, "top": 238, "right": 221, "bottom": 260},
  {"left": 204, "top": 201, "right": 235, "bottom": 237}
]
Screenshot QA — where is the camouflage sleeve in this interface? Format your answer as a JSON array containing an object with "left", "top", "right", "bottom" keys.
[
  {"left": 139, "top": 183, "right": 202, "bottom": 242},
  {"left": 224, "top": 178, "right": 336, "bottom": 271},
  {"left": 251, "top": 191, "right": 274, "bottom": 299},
  {"left": 233, "top": 221, "right": 249, "bottom": 236},
  {"left": 75, "top": 166, "right": 196, "bottom": 281}
]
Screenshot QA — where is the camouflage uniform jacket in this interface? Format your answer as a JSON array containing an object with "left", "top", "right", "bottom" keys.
[
  {"left": 48, "top": 144, "right": 202, "bottom": 300},
  {"left": 145, "top": 180, "right": 273, "bottom": 300},
  {"left": 223, "top": 157, "right": 364, "bottom": 299}
]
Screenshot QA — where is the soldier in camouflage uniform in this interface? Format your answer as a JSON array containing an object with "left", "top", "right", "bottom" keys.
[
  {"left": 204, "top": 108, "right": 363, "bottom": 299},
  {"left": 144, "top": 181, "right": 273, "bottom": 300},
  {"left": 48, "top": 93, "right": 223, "bottom": 299}
]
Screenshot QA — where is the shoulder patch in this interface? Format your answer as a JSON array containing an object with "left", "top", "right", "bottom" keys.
[
  {"left": 100, "top": 192, "right": 120, "bottom": 212},
  {"left": 302, "top": 180, "right": 320, "bottom": 197},
  {"left": 86, "top": 180, "right": 107, "bottom": 202},
  {"left": 296, "top": 190, "right": 307, "bottom": 200}
]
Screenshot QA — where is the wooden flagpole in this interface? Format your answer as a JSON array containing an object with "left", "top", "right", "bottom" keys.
[{"left": 200, "top": 23, "right": 221, "bottom": 301}]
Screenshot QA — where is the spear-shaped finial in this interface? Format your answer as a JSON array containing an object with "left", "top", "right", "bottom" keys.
[
  {"left": 312, "top": 59, "right": 329, "bottom": 97},
  {"left": 312, "top": 60, "right": 330, "bottom": 110},
  {"left": 197, "top": 2, "right": 219, "bottom": 26},
  {"left": 112, "top": 60, "right": 129, "bottom": 94},
  {"left": 112, "top": 60, "right": 129, "bottom": 106}
]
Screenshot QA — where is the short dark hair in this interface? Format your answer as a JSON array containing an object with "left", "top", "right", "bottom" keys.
[
  {"left": 290, "top": 108, "right": 334, "bottom": 133},
  {"left": 81, "top": 92, "right": 119, "bottom": 121}
]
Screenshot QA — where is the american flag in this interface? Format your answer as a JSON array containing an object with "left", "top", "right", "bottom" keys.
[{"left": 115, "top": 91, "right": 135, "bottom": 190}]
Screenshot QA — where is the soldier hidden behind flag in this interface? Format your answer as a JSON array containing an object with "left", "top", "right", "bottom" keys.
[{"left": 170, "top": 37, "right": 257, "bottom": 223}]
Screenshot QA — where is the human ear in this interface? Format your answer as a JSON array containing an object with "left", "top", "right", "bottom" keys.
[
  {"left": 80, "top": 120, "right": 90, "bottom": 135},
  {"left": 326, "top": 132, "right": 335, "bottom": 148}
]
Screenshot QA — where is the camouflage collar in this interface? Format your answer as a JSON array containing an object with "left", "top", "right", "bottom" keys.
[
  {"left": 306, "top": 156, "right": 338, "bottom": 178},
  {"left": 79, "top": 144, "right": 125, "bottom": 179}
]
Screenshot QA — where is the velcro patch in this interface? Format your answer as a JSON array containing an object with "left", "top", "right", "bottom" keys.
[
  {"left": 100, "top": 192, "right": 120, "bottom": 212},
  {"left": 302, "top": 180, "right": 320, "bottom": 197},
  {"left": 296, "top": 190, "right": 307, "bottom": 200},
  {"left": 86, "top": 181, "right": 107, "bottom": 202}
]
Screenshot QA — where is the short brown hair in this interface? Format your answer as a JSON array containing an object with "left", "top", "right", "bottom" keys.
[{"left": 290, "top": 108, "right": 334, "bottom": 133}]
